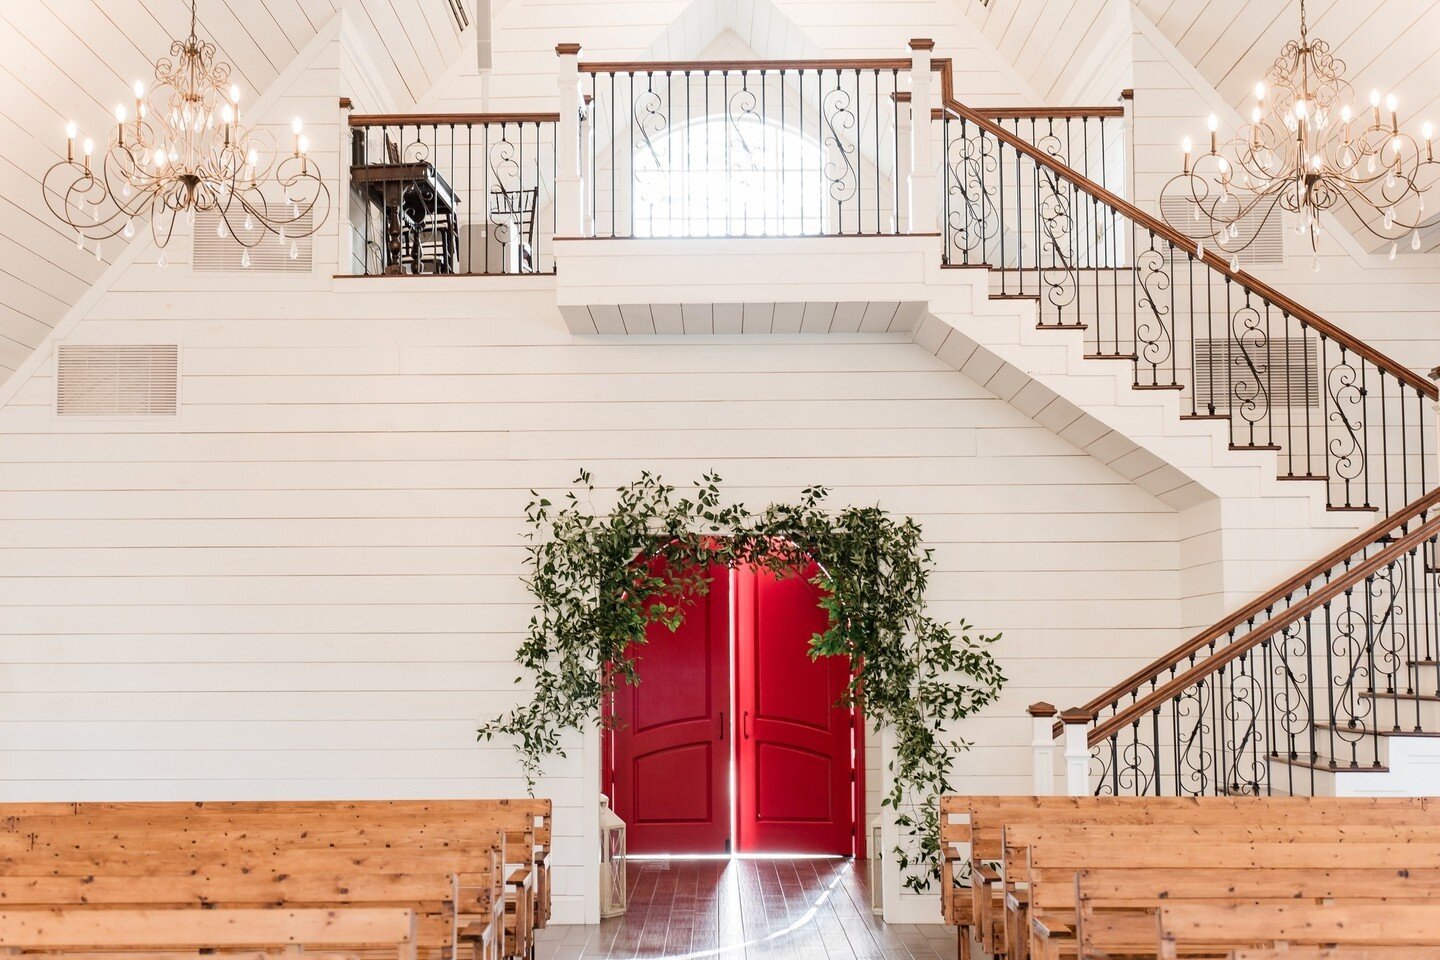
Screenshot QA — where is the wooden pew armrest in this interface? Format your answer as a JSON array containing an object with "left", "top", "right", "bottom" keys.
[{"left": 1031, "top": 914, "right": 1073, "bottom": 941}]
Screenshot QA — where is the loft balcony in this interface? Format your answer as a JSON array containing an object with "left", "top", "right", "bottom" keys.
[{"left": 339, "top": 41, "right": 1130, "bottom": 280}]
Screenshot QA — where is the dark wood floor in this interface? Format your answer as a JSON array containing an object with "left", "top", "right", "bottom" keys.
[{"left": 535, "top": 858, "right": 954, "bottom": 959}]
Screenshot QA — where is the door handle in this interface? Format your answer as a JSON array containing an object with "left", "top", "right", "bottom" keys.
[
  {"left": 743, "top": 710, "right": 750, "bottom": 740},
  {"left": 718, "top": 711, "right": 725, "bottom": 740}
]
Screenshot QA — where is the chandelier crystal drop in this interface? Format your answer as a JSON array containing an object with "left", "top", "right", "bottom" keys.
[
  {"left": 1162, "top": 0, "right": 1437, "bottom": 258},
  {"left": 41, "top": 0, "right": 328, "bottom": 254}
]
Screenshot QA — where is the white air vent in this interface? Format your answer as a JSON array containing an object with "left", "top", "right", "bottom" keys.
[
  {"left": 1161, "top": 196, "right": 1285, "bottom": 265},
  {"left": 57, "top": 344, "right": 179, "bottom": 417},
  {"left": 193, "top": 209, "right": 314, "bottom": 273},
  {"left": 1193, "top": 337, "right": 1318, "bottom": 410}
]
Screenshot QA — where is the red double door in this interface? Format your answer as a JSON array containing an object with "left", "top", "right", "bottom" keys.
[{"left": 607, "top": 563, "right": 858, "bottom": 855}]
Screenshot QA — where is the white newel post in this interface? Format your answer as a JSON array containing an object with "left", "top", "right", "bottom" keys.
[
  {"left": 1027, "top": 702, "right": 1058, "bottom": 795},
  {"left": 906, "top": 39, "right": 937, "bottom": 234},
  {"left": 1060, "top": 708, "right": 1093, "bottom": 797},
  {"left": 555, "top": 43, "right": 584, "bottom": 237}
]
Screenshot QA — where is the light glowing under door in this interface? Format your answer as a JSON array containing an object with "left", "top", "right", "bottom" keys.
[{"left": 735, "top": 563, "right": 855, "bottom": 855}]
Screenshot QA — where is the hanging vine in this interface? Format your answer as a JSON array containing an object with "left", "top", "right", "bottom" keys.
[{"left": 478, "top": 471, "right": 1005, "bottom": 891}]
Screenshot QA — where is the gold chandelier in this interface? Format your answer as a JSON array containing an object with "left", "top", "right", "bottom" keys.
[
  {"left": 1162, "top": 0, "right": 1437, "bottom": 269},
  {"left": 42, "top": 0, "right": 328, "bottom": 268}
]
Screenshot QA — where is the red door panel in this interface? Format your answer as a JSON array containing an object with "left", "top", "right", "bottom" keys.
[
  {"left": 609, "top": 563, "right": 730, "bottom": 854},
  {"left": 736, "top": 563, "right": 854, "bottom": 855}
]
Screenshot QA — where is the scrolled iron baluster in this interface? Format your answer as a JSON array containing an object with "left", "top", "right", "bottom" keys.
[
  {"left": 1269, "top": 618, "right": 1313, "bottom": 764},
  {"left": 631, "top": 75, "right": 669, "bottom": 210},
  {"left": 1091, "top": 741, "right": 1115, "bottom": 796},
  {"left": 725, "top": 77, "right": 764, "bottom": 228},
  {"left": 820, "top": 74, "right": 858, "bottom": 206},
  {"left": 1133, "top": 237, "right": 1173, "bottom": 379},
  {"left": 1115, "top": 720, "right": 1157, "bottom": 796},
  {"left": 1328, "top": 587, "right": 1375, "bottom": 766},
  {"left": 486, "top": 125, "right": 522, "bottom": 248},
  {"left": 944, "top": 126, "right": 1000, "bottom": 266},
  {"left": 1036, "top": 168, "right": 1078, "bottom": 318},
  {"left": 1229, "top": 292, "right": 1272, "bottom": 447},
  {"left": 1221, "top": 651, "right": 1267, "bottom": 795},
  {"left": 1173, "top": 680, "right": 1214, "bottom": 796},
  {"left": 1326, "top": 350, "right": 1368, "bottom": 508}
]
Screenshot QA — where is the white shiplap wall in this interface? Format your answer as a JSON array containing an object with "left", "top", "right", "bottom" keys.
[{"left": 0, "top": 279, "right": 1186, "bottom": 921}]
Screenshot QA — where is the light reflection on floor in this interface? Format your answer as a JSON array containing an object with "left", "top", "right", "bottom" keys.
[{"left": 534, "top": 857, "right": 954, "bottom": 959}]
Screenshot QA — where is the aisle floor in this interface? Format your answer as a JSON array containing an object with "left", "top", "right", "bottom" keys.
[{"left": 534, "top": 857, "right": 954, "bottom": 959}]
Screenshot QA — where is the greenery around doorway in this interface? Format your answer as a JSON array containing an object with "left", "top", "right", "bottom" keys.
[{"left": 479, "top": 470, "right": 1005, "bottom": 891}]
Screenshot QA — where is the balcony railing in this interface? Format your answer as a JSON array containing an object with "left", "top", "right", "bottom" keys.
[
  {"left": 346, "top": 112, "right": 557, "bottom": 276},
  {"left": 581, "top": 59, "right": 908, "bottom": 238}
]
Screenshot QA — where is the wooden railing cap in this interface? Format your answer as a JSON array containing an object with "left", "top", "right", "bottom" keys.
[
  {"left": 556, "top": 43, "right": 582, "bottom": 56},
  {"left": 1059, "top": 707, "right": 1094, "bottom": 725},
  {"left": 1027, "top": 702, "right": 1058, "bottom": 718},
  {"left": 909, "top": 38, "right": 936, "bottom": 51},
  {"left": 1429, "top": 364, "right": 1440, "bottom": 382}
]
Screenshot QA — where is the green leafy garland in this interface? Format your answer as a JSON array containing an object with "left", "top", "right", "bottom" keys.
[{"left": 478, "top": 471, "right": 1004, "bottom": 891}]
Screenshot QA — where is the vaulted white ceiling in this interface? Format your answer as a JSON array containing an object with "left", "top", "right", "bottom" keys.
[{"left": 0, "top": 0, "right": 465, "bottom": 389}]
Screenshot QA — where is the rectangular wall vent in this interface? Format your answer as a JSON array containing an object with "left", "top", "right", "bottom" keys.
[
  {"left": 193, "top": 209, "right": 314, "bottom": 273},
  {"left": 1161, "top": 196, "right": 1285, "bottom": 265},
  {"left": 1193, "top": 337, "right": 1318, "bottom": 410},
  {"left": 57, "top": 344, "right": 179, "bottom": 417}
]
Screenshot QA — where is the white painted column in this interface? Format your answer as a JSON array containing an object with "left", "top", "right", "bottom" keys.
[
  {"left": 906, "top": 39, "right": 937, "bottom": 234},
  {"left": 1060, "top": 708, "right": 1094, "bottom": 797},
  {"left": 1027, "top": 702, "right": 1058, "bottom": 795},
  {"left": 555, "top": 43, "right": 584, "bottom": 237},
  {"left": 338, "top": 96, "right": 355, "bottom": 274}
]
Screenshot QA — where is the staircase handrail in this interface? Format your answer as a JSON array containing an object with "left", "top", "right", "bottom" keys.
[
  {"left": 1056, "top": 486, "right": 1440, "bottom": 738},
  {"left": 1086, "top": 508, "right": 1440, "bottom": 748},
  {"left": 931, "top": 58, "right": 1438, "bottom": 400}
]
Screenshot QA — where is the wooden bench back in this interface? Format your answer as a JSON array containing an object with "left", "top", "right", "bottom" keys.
[
  {"left": 0, "top": 906, "right": 419, "bottom": 953},
  {"left": 1158, "top": 901, "right": 1440, "bottom": 954}
]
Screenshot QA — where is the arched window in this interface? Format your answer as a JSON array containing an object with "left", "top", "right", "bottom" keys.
[{"left": 632, "top": 115, "right": 829, "bottom": 237}]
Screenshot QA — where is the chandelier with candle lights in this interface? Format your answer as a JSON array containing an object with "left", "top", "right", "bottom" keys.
[
  {"left": 1161, "top": 0, "right": 1437, "bottom": 269},
  {"left": 41, "top": 0, "right": 328, "bottom": 268}
]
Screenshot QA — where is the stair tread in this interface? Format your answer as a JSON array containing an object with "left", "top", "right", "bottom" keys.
[
  {"left": 1361, "top": 691, "right": 1440, "bottom": 702},
  {"left": 1268, "top": 754, "right": 1389, "bottom": 773},
  {"left": 1312, "top": 721, "right": 1440, "bottom": 738}
]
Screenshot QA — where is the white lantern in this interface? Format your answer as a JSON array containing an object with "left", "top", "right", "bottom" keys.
[{"left": 599, "top": 794, "right": 627, "bottom": 918}]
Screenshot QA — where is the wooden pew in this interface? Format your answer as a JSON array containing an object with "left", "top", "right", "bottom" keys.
[
  {"left": 1077, "top": 866, "right": 1440, "bottom": 960},
  {"left": 1024, "top": 838, "right": 1440, "bottom": 960},
  {"left": 0, "top": 906, "right": 419, "bottom": 959},
  {"left": 1231, "top": 949, "right": 1440, "bottom": 960},
  {"left": 1157, "top": 902, "right": 1440, "bottom": 958},
  {"left": 0, "top": 820, "right": 507, "bottom": 959},
  {"left": 0, "top": 850, "right": 503, "bottom": 960},
  {"left": 938, "top": 796, "right": 1436, "bottom": 960},
  {"left": 0, "top": 799, "right": 548, "bottom": 959},
  {"left": 1013, "top": 829, "right": 1440, "bottom": 960}
]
